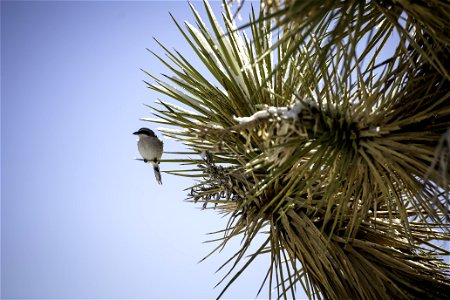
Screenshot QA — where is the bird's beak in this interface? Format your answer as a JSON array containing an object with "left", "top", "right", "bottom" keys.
[{"left": 133, "top": 131, "right": 139, "bottom": 135}]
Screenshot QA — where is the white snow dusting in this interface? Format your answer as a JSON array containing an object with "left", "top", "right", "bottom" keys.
[
  {"left": 157, "top": 127, "right": 189, "bottom": 134},
  {"left": 233, "top": 101, "right": 314, "bottom": 125},
  {"left": 156, "top": 99, "right": 200, "bottom": 116},
  {"left": 140, "top": 117, "right": 170, "bottom": 124}
]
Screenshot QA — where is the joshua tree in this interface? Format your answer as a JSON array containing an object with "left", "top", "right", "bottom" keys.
[{"left": 142, "top": 0, "right": 450, "bottom": 298}]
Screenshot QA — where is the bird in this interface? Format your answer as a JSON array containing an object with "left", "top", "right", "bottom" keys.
[{"left": 133, "top": 127, "right": 164, "bottom": 184}]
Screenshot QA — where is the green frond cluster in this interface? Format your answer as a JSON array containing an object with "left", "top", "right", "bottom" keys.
[
  {"left": 260, "top": 0, "right": 450, "bottom": 80},
  {"left": 142, "top": 0, "right": 450, "bottom": 298}
]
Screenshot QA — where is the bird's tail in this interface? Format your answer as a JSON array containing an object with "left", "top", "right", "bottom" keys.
[{"left": 152, "top": 163, "right": 162, "bottom": 184}]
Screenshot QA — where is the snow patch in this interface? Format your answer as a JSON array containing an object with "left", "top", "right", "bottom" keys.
[
  {"left": 233, "top": 100, "right": 314, "bottom": 125},
  {"left": 157, "top": 127, "right": 189, "bottom": 134}
]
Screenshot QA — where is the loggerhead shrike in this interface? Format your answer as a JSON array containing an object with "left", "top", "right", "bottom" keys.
[{"left": 133, "top": 127, "right": 164, "bottom": 184}]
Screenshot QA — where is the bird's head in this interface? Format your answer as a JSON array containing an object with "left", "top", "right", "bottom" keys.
[{"left": 133, "top": 127, "right": 156, "bottom": 137}]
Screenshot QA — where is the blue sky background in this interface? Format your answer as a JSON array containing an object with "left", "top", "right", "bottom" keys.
[{"left": 1, "top": 0, "right": 284, "bottom": 298}]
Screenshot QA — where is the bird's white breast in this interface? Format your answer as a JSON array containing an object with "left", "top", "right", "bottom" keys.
[{"left": 137, "top": 135, "right": 163, "bottom": 162}]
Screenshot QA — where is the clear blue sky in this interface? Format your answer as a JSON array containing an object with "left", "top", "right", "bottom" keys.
[{"left": 1, "top": 0, "right": 285, "bottom": 298}]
